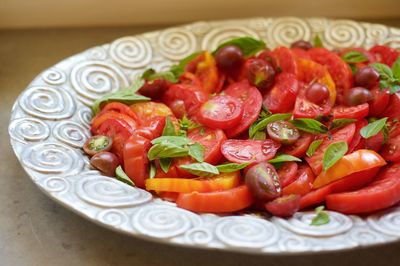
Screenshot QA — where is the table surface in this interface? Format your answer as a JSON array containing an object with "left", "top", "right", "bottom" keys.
[{"left": 1, "top": 19, "right": 400, "bottom": 266}]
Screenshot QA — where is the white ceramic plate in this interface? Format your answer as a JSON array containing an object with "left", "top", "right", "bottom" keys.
[{"left": 8, "top": 17, "right": 400, "bottom": 254}]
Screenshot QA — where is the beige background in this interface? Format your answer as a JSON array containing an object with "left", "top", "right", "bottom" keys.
[{"left": 1, "top": 0, "right": 400, "bottom": 29}]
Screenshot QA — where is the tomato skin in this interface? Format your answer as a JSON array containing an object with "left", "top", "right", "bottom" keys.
[
  {"left": 271, "top": 47, "right": 298, "bottom": 75},
  {"left": 364, "top": 131, "right": 385, "bottom": 152},
  {"left": 221, "top": 139, "right": 281, "bottom": 164},
  {"left": 381, "top": 93, "right": 400, "bottom": 118},
  {"left": 123, "top": 135, "right": 152, "bottom": 188},
  {"left": 368, "top": 87, "right": 390, "bottom": 117},
  {"left": 223, "top": 80, "right": 263, "bottom": 137},
  {"left": 99, "top": 102, "right": 139, "bottom": 121},
  {"left": 381, "top": 134, "right": 400, "bottom": 162},
  {"left": 313, "top": 149, "right": 387, "bottom": 189},
  {"left": 262, "top": 73, "right": 299, "bottom": 113},
  {"left": 188, "top": 128, "right": 226, "bottom": 164},
  {"left": 326, "top": 163, "right": 400, "bottom": 214},
  {"left": 265, "top": 194, "right": 301, "bottom": 217},
  {"left": 348, "top": 119, "right": 368, "bottom": 153},
  {"left": 369, "top": 45, "right": 399, "bottom": 66},
  {"left": 91, "top": 111, "right": 138, "bottom": 134},
  {"left": 132, "top": 116, "right": 166, "bottom": 141},
  {"left": 282, "top": 133, "right": 314, "bottom": 158},
  {"left": 282, "top": 165, "right": 315, "bottom": 196},
  {"left": 332, "top": 103, "right": 369, "bottom": 119},
  {"left": 176, "top": 185, "right": 254, "bottom": 213},
  {"left": 277, "top": 162, "right": 299, "bottom": 188}
]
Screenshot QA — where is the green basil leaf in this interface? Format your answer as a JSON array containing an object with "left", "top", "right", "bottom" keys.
[
  {"left": 170, "top": 51, "right": 203, "bottom": 77},
  {"left": 371, "top": 63, "right": 395, "bottom": 80},
  {"left": 149, "top": 162, "right": 156, "bottom": 179},
  {"left": 360, "top": 117, "right": 388, "bottom": 139},
  {"left": 147, "top": 143, "right": 188, "bottom": 160},
  {"left": 179, "top": 116, "right": 201, "bottom": 132},
  {"left": 341, "top": 51, "right": 368, "bottom": 63},
  {"left": 313, "top": 35, "right": 323, "bottom": 48},
  {"left": 252, "top": 131, "right": 267, "bottom": 140},
  {"left": 290, "top": 118, "right": 328, "bottom": 134},
  {"left": 213, "top": 37, "right": 266, "bottom": 57},
  {"left": 392, "top": 57, "right": 400, "bottom": 80},
  {"left": 159, "top": 158, "right": 172, "bottom": 173},
  {"left": 323, "top": 142, "right": 348, "bottom": 171},
  {"left": 179, "top": 162, "right": 219, "bottom": 177},
  {"left": 151, "top": 136, "right": 190, "bottom": 146},
  {"left": 162, "top": 116, "right": 177, "bottom": 136},
  {"left": 306, "top": 139, "right": 323, "bottom": 157},
  {"left": 389, "top": 84, "right": 400, "bottom": 94},
  {"left": 249, "top": 113, "right": 292, "bottom": 138},
  {"left": 268, "top": 154, "right": 302, "bottom": 164},
  {"left": 216, "top": 162, "right": 250, "bottom": 173},
  {"left": 115, "top": 166, "right": 135, "bottom": 186},
  {"left": 188, "top": 142, "right": 205, "bottom": 162},
  {"left": 142, "top": 68, "right": 178, "bottom": 83},
  {"left": 310, "top": 206, "right": 330, "bottom": 226},
  {"left": 349, "top": 63, "right": 357, "bottom": 74},
  {"left": 329, "top": 118, "right": 357, "bottom": 131}
]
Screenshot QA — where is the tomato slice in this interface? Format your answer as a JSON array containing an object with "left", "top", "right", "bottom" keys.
[
  {"left": 381, "top": 134, "right": 400, "bottom": 162},
  {"left": 194, "top": 52, "right": 219, "bottom": 94},
  {"left": 123, "top": 135, "right": 152, "bottom": 188},
  {"left": 271, "top": 47, "right": 298, "bottom": 75},
  {"left": 176, "top": 185, "right": 254, "bottom": 213},
  {"left": 369, "top": 45, "right": 399, "bottom": 66},
  {"left": 291, "top": 48, "right": 311, "bottom": 60},
  {"left": 364, "top": 131, "right": 385, "bottom": 152},
  {"left": 91, "top": 111, "right": 138, "bottom": 134},
  {"left": 265, "top": 194, "right": 301, "bottom": 217},
  {"left": 282, "top": 165, "right": 315, "bottom": 196},
  {"left": 293, "top": 87, "right": 332, "bottom": 118},
  {"left": 99, "top": 102, "right": 139, "bottom": 121},
  {"left": 282, "top": 133, "right": 314, "bottom": 158},
  {"left": 145, "top": 171, "right": 240, "bottom": 193},
  {"left": 381, "top": 93, "right": 400, "bottom": 118},
  {"left": 221, "top": 139, "right": 281, "bottom": 164},
  {"left": 262, "top": 73, "right": 299, "bottom": 113},
  {"left": 188, "top": 127, "right": 226, "bottom": 164},
  {"left": 313, "top": 149, "right": 387, "bottom": 189},
  {"left": 299, "top": 167, "right": 380, "bottom": 209},
  {"left": 277, "top": 162, "right": 299, "bottom": 188},
  {"left": 332, "top": 103, "right": 369, "bottom": 119},
  {"left": 198, "top": 95, "right": 243, "bottom": 129},
  {"left": 348, "top": 119, "right": 368, "bottom": 153},
  {"left": 223, "top": 80, "right": 263, "bottom": 137},
  {"left": 130, "top": 102, "right": 174, "bottom": 125},
  {"left": 132, "top": 116, "right": 166, "bottom": 141},
  {"left": 305, "top": 123, "right": 356, "bottom": 175},
  {"left": 326, "top": 163, "right": 400, "bottom": 214},
  {"left": 368, "top": 87, "right": 390, "bottom": 117}
]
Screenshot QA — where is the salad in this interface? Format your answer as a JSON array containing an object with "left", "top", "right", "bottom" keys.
[{"left": 83, "top": 36, "right": 400, "bottom": 220}]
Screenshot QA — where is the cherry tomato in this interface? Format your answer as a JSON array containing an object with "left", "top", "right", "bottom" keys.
[
  {"left": 194, "top": 51, "right": 219, "bottom": 94},
  {"left": 257, "top": 49, "right": 278, "bottom": 70},
  {"left": 369, "top": 45, "right": 399, "bottom": 66},
  {"left": 381, "top": 134, "right": 400, "bottom": 162},
  {"left": 263, "top": 73, "right": 299, "bottom": 113},
  {"left": 197, "top": 95, "right": 243, "bottom": 129},
  {"left": 90, "top": 151, "right": 119, "bottom": 176},
  {"left": 291, "top": 40, "right": 312, "bottom": 50},
  {"left": 271, "top": 46, "right": 298, "bottom": 75},
  {"left": 145, "top": 171, "right": 240, "bottom": 193},
  {"left": 381, "top": 93, "right": 400, "bottom": 118},
  {"left": 123, "top": 135, "right": 152, "bottom": 188},
  {"left": 221, "top": 139, "right": 281, "bottom": 164},
  {"left": 83, "top": 135, "right": 113, "bottom": 156},
  {"left": 348, "top": 119, "right": 368, "bottom": 153},
  {"left": 332, "top": 103, "right": 369, "bottom": 119},
  {"left": 223, "top": 80, "right": 263, "bottom": 137},
  {"left": 265, "top": 194, "right": 301, "bottom": 217},
  {"left": 138, "top": 79, "right": 170, "bottom": 100},
  {"left": 267, "top": 120, "right": 300, "bottom": 145},
  {"left": 99, "top": 102, "right": 139, "bottom": 121},
  {"left": 282, "top": 133, "right": 314, "bottom": 158},
  {"left": 130, "top": 102, "right": 174, "bottom": 125},
  {"left": 354, "top": 66, "right": 379, "bottom": 88},
  {"left": 245, "top": 162, "right": 281, "bottom": 201},
  {"left": 293, "top": 87, "right": 332, "bottom": 118},
  {"left": 215, "top": 45, "right": 244, "bottom": 75},
  {"left": 345, "top": 87, "right": 373, "bottom": 106},
  {"left": 277, "top": 162, "right": 299, "bottom": 187},
  {"left": 244, "top": 58, "right": 276, "bottom": 90},
  {"left": 326, "top": 163, "right": 400, "bottom": 214},
  {"left": 368, "top": 87, "right": 390, "bottom": 117},
  {"left": 305, "top": 123, "right": 356, "bottom": 175},
  {"left": 188, "top": 127, "right": 227, "bottom": 164},
  {"left": 176, "top": 185, "right": 254, "bottom": 213},
  {"left": 313, "top": 149, "right": 387, "bottom": 188},
  {"left": 305, "top": 83, "right": 330, "bottom": 105},
  {"left": 282, "top": 165, "right": 315, "bottom": 196}
]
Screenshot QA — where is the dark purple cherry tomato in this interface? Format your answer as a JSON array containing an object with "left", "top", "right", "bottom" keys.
[
  {"left": 90, "top": 151, "right": 119, "bottom": 176},
  {"left": 83, "top": 135, "right": 113, "bottom": 156},
  {"left": 245, "top": 58, "right": 276, "bottom": 90},
  {"left": 345, "top": 87, "right": 373, "bottom": 106},
  {"left": 305, "top": 83, "right": 330, "bottom": 105},
  {"left": 265, "top": 194, "right": 301, "bottom": 217},
  {"left": 267, "top": 120, "right": 300, "bottom": 145},
  {"left": 215, "top": 45, "right": 244, "bottom": 74},
  {"left": 290, "top": 40, "right": 313, "bottom": 50},
  {"left": 354, "top": 66, "right": 380, "bottom": 89},
  {"left": 245, "top": 162, "right": 281, "bottom": 201}
]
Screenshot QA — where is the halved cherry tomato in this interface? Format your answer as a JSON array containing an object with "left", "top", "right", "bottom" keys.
[
  {"left": 145, "top": 171, "right": 240, "bottom": 193},
  {"left": 194, "top": 51, "right": 219, "bottom": 94},
  {"left": 197, "top": 95, "right": 243, "bottom": 129},
  {"left": 326, "top": 163, "right": 400, "bottom": 214},
  {"left": 332, "top": 103, "right": 369, "bottom": 119},
  {"left": 265, "top": 194, "right": 301, "bottom": 217},
  {"left": 282, "top": 165, "right": 315, "bottom": 196},
  {"left": 348, "top": 119, "right": 368, "bottom": 153},
  {"left": 368, "top": 87, "right": 390, "bottom": 117},
  {"left": 91, "top": 111, "right": 138, "bottom": 134},
  {"left": 176, "top": 185, "right": 254, "bottom": 213},
  {"left": 305, "top": 123, "right": 356, "bottom": 175},
  {"left": 130, "top": 102, "right": 174, "bottom": 124},
  {"left": 262, "top": 73, "right": 299, "bottom": 113},
  {"left": 293, "top": 87, "right": 332, "bottom": 118},
  {"left": 381, "top": 93, "right": 400, "bottom": 118},
  {"left": 277, "top": 162, "right": 299, "bottom": 187},
  {"left": 381, "top": 134, "right": 400, "bottom": 162},
  {"left": 221, "top": 139, "right": 281, "bottom": 164},
  {"left": 99, "top": 102, "right": 139, "bottom": 121},
  {"left": 188, "top": 128, "right": 227, "bottom": 164},
  {"left": 123, "top": 135, "right": 152, "bottom": 188},
  {"left": 138, "top": 78, "right": 171, "bottom": 100},
  {"left": 282, "top": 133, "right": 314, "bottom": 158},
  {"left": 223, "top": 80, "right": 263, "bottom": 137},
  {"left": 369, "top": 45, "right": 399, "bottom": 66},
  {"left": 313, "top": 149, "right": 387, "bottom": 189},
  {"left": 271, "top": 47, "right": 298, "bottom": 75},
  {"left": 299, "top": 167, "right": 380, "bottom": 209}
]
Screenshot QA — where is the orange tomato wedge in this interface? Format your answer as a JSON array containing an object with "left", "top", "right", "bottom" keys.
[
  {"left": 313, "top": 149, "right": 386, "bottom": 189},
  {"left": 130, "top": 102, "right": 174, "bottom": 123},
  {"left": 195, "top": 51, "right": 219, "bottom": 94},
  {"left": 145, "top": 171, "right": 240, "bottom": 193}
]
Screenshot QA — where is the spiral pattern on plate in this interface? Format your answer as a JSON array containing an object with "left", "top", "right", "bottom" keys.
[
  {"left": 86, "top": 46, "right": 108, "bottom": 60},
  {"left": 110, "top": 37, "right": 152, "bottom": 68},
  {"left": 21, "top": 142, "right": 83, "bottom": 174},
  {"left": 273, "top": 211, "right": 353, "bottom": 237},
  {"left": 9, "top": 118, "right": 50, "bottom": 144},
  {"left": 215, "top": 216, "right": 279, "bottom": 248},
  {"left": 132, "top": 205, "right": 202, "bottom": 238},
  {"left": 184, "top": 227, "right": 214, "bottom": 245},
  {"left": 266, "top": 17, "right": 311, "bottom": 47},
  {"left": 158, "top": 28, "right": 197, "bottom": 61},
  {"left": 367, "top": 208, "right": 400, "bottom": 237},
  {"left": 323, "top": 20, "right": 365, "bottom": 48},
  {"left": 18, "top": 86, "right": 76, "bottom": 120},
  {"left": 277, "top": 235, "right": 312, "bottom": 252},
  {"left": 97, "top": 209, "right": 129, "bottom": 227},
  {"left": 53, "top": 121, "right": 90, "bottom": 148},
  {"left": 70, "top": 61, "right": 129, "bottom": 104},
  {"left": 42, "top": 68, "right": 67, "bottom": 85},
  {"left": 41, "top": 176, "right": 70, "bottom": 193},
  {"left": 366, "top": 24, "right": 389, "bottom": 44},
  {"left": 78, "top": 107, "right": 93, "bottom": 128},
  {"left": 348, "top": 227, "right": 387, "bottom": 246},
  {"left": 76, "top": 175, "right": 152, "bottom": 208}
]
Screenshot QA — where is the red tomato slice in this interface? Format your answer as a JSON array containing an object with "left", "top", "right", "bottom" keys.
[
  {"left": 293, "top": 90, "right": 332, "bottom": 118},
  {"left": 369, "top": 45, "right": 399, "bottom": 66},
  {"left": 221, "top": 139, "right": 281, "bottom": 164},
  {"left": 176, "top": 185, "right": 254, "bottom": 213},
  {"left": 332, "top": 103, "right": 369, "bottom": 119},
  {"left": 305, "top": 123, "right": 356, "bottom": 175},
  {"left": 132, "top": 116, "right": 166, "bottom": 141},
  {"left": 364, "top": 131, "right": 385, "bottom": 152},
  {"left": 381, "top": 93, "right": 400, "bottom": 118},
  {"left": 99, "top": 102, "right": 139, "bottom": 121},
  {"left": 188, "top": 127, "right": 227, "bottom": 164},
  {"left": 291, "top": 48, "right": 311, "bottom": 60},
  {"left": 265, "top": 194, "right": 301, "bottom": 217},
  {"left": 381, "top": 134, "right": 400, "bottom": 162},
  {"left": 91, "top": 111, "right": 138, "bottom": 134},
  {"left": 326, "top": 163, "right": 400, "bottom": 214},
  {"left": 262, "top": 73, "right": 299, "bottom": 113},
  {"left": 123, "top": 135, "right": 152, "bottom": 188},
  {"left": 223, "top": 80, "right": 263, "bottom": 137},
  {"left": 198, "top": 95, "right": 243, "bottom": 129},
  {"left": 348, "top": 119, "right": 368, "bottom": 153},
  {"left": 277, "top": 162, "right": 299, "bottom": 188},
  {"left": 299, "top": 167, "right": 380, "bottom": 209},
  {"left": 271, "top": 47, "right": 298, "bottom": 75},
  {"left": 130, "top": 102, "right": 174, "bottom": 125},
  {"left": 282, "top": 133, "right": 314, "bottom": 158},
  {"left": 282, "top": 165, "right": 315, "bottom": 196},
  {"left": 368, "top": 87, "right": 390, "bottom": 117},
  {"left": 194, "top": 51, "right": 219, "bottom": 94}
]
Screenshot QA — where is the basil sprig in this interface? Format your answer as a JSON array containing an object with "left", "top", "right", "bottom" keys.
[
  {"left": 216, "top": 162, "right": 250, "bottom": 173},
  {"left": 329, "top": 118, "right": 357, "bottom": 131},
  {"left": 341, "top": 51, "right": 368, "bottom": 63},
  {"left": 371, "top": 58, "right": 400, "bottom": 94},
  {"left": 310, "top": 206, "right": 330, "bottom": 226},
  {"left": 268, "top": 154, "right": 301, "bottom": 164},
  {"left": 249, "top": 113, "right": 292, "bottom": 139},
  {"left": 213, "top": 37, "right": 266, "bottom": 57},
  {"left": 306, "top": 139, "right": 323, "bottom": 157},
  {"left": 179, "top": 162, "right": 250, "bottom": 177},
  {"left": 360, "top": 117, "right": 388, "bottom": 139},
  {"left": 290, "top": 118, "right": 328, "bottom": 134},
  {"left": 322, "top": 142, "right": 348, "bottom": 171}
]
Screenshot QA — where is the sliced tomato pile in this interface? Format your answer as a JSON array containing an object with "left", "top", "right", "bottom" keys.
[{"left": 87, "top": 36, "right": 400, "bottom": 217}]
